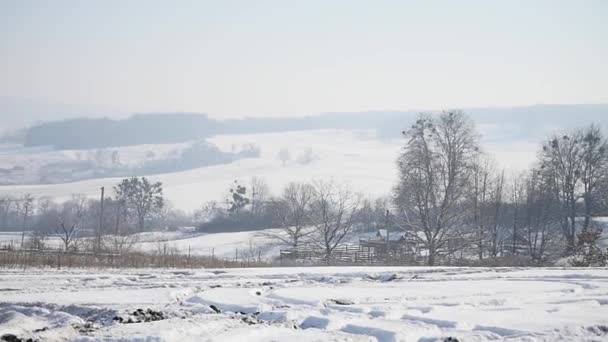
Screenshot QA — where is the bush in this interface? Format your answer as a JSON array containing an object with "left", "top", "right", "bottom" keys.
[
  {"left": 569, "top": 229, "right": 607, "bottom": 267},
  {"left": 197, "top": 211, "right": 277, "bottom": 233}
]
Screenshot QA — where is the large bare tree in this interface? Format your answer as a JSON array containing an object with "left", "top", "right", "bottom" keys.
[
  {"left": 250, "top": 176, "right": 270, "bottom": 218},
  {"left": 579, "top": 125, "right": 608, "bottom": 232},
  {"left": 539, "top": 125, "right": 608, "bottom": 253},
  {"left": 308, "top": 180, "right": 361, "bottom": 264},
  {"left": 19, "top": 194, "right": 35, "bottom": 248},
  {"left": 394, "top": 111, "right": 479, "bottom": 265},
  {"left": 488, "top": 170, "right": 505, "bottom": 257},
  {"left": 522, "top": 170, "right": 560, "bottom": 262},
  {"left": 54, "top": 195, "right": 87, "bottom": 251},
  {"left": 470, "top": 155, "right": 494, "bottom": 259},
  {"left": 266, "top": 182, "right": 314, "bottom": 248}
]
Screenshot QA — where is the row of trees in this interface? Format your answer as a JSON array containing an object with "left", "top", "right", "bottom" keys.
[
  {"left": 2, "top": 112, "right": 606, "bottom": 266},
  {"left": 0, "top": 177, "right": 175, "bottom": 252},
  {"left": 196, "top": 178, "right": 368, "bottom": 263},
  {"left": 189, "top": 112, "right": 608, "bottom": 266},
  {"left": 394, "top": 111, "right": 608, "bottom": 265}
]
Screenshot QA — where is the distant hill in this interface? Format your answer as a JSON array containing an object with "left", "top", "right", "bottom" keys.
[
  {"left": 21, "top": 113, "right": 221, "bottom": 149},
  {"left": 6, "top": 103, "right": 608, "bottom": 149}
]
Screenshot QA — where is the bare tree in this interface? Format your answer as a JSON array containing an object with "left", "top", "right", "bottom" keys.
[
  {"left": 195, "top": 201, "right": 224, "bottom": 223},
  {"left": 507, "top": 172, "right": 526, "bottom": 255},
  {"left": 265, "top": 182, "right": 314, "bottom": 247},
  {"left": 470, "top": 155, "right": 494, "bottom": 259},
  {"left": 308, "top": 180, "right": 361, "bottom": 264},
  {"left": 277, "top": 148, "right": 291, "bottom": 167},
  {"left": 394, "top": 111, "right": 480, "bottom": 265},
  {"left": 540, "top": 131, "right": 583, "bottom": 252},
  {"left": 103, "top": 230, "right": 138, "bottom": 254},
  {"left": 19, "top": 194, "right": 34, "bottom": 248},
  {"left": 522, "top": 170, "right": 560, "bottom": 262},
  {"left": 297, "top": 148, "right": 317, "bottom": 165},
  {"left": 0, "top": 195, "right": 17, "bottom": 230},
  {"left": 250, "top": 176, "right": 270, "bottom": 217},
  {"left": 539, "top": 125, "right": 608, "bottom": 253},
  {"left": 54, "top": 195, "right": 87, "bottom": 251},
  {"left": 579, "top": 125, "right": 608, "bottom": 232},
  {"left": 488, "top": 170, "right": 505, "bottom": 257},
  {"left": 352, "top": 197, "right": 390, "bottom": 233}
]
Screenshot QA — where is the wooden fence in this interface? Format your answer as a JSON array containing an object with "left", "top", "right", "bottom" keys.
[
  {"left": 279, "top": 244, "right": 425, "bottom": 266},
  {"left": 0, "top": 247, "right": 269, "bottom": 269}
]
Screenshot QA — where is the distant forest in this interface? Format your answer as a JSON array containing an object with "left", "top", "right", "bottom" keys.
[{"left": 6, "top": 104, "right": 608, "bottom": 149}]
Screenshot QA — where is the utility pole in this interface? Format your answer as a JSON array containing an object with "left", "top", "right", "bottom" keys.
[
  {"left": 98, "top": 186, "right": 105, "bottom": 251},
  {"left": 385, "top": 210, "right": 390, "bottom": 257}
]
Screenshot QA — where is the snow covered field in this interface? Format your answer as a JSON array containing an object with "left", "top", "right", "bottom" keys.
[
  {"left": 0, "top": 129, "right": 538, "bottom": 211},
  {"left": 1, "top": 267, "right": 607, "bottom": 341},
  {"left": 0, "top": 229, "right": 282, "bottom": 260}
]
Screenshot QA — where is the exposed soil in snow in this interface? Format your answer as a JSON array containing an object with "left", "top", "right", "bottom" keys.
[{"left": 1, "top": 267, "right": 607, "bottom": 341}]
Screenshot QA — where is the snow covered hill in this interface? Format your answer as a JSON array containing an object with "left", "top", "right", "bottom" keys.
[{"left": 1, "top": 267, "right": 607, "bottom": 341}]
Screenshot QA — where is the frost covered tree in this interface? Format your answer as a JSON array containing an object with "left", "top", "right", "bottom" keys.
[{"left": 394, "top": 111, "right": 480, "bottom": 266}]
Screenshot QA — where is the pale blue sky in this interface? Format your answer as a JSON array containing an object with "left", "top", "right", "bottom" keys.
[{"left": 1, "top": 0, "right": 607, "bottom": 117}]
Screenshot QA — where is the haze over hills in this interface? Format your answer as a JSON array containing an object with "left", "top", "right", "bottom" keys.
[
  {"left": 0, "top": 96, "right": 127, "bottom": 133},
  {"left": 0, "top": 102, "right": 606, "bottom": 209},
  {"left": 3, "top": 101, "right": 607, "bottom": 149}
]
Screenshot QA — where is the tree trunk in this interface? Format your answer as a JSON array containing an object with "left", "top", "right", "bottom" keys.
[
  {"left": 138, "top": 217, "right": 145, "bottom": 232},
  {"left": 427, "top": 243, "right": 436, "bottom": 266},
  {"left": 478, "top": 225, "right": 483, "bottom": 260}
]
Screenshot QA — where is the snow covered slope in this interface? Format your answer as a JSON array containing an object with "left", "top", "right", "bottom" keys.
[
  {"left": 135, "top": 229, "right": 283, "bottom": 260},
  {"left": 1, "top": 267, "right": 607, "bottom": 341},
  {"left": 0, "top": 130, "right": 400, "bottom": 211},
  {"left": 0, "top": 129, "right": 538, "bottom": 211}
]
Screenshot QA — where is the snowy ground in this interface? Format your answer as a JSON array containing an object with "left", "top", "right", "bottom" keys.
[
  {"left": 0, "top": 228, "right": 385, "bottom": 262},
  {"left": 0, "top": 229, "right": 283, "bottom": 261},
  {"left": 1, "top": 267, "right": 607, "bottom": 341}
]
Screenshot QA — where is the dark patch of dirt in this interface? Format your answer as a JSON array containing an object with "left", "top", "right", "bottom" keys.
[
  {"left": 240, "top": 315, "right": 260, "bottom": 325},
  {"left": 113, "top": 308, "right": 167, "bottom": 324},
  {"left": 327, "top": 298, "right": 355, "bottom": 305},
  {"left": 73, "top": 322, "right": 99, "bottom": 335},
  {"left": 588, "top": 325, "right": 608, "bottom": 336},
  {"left": 1, "top": 335, "right": 35, "bottom": 342}
]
